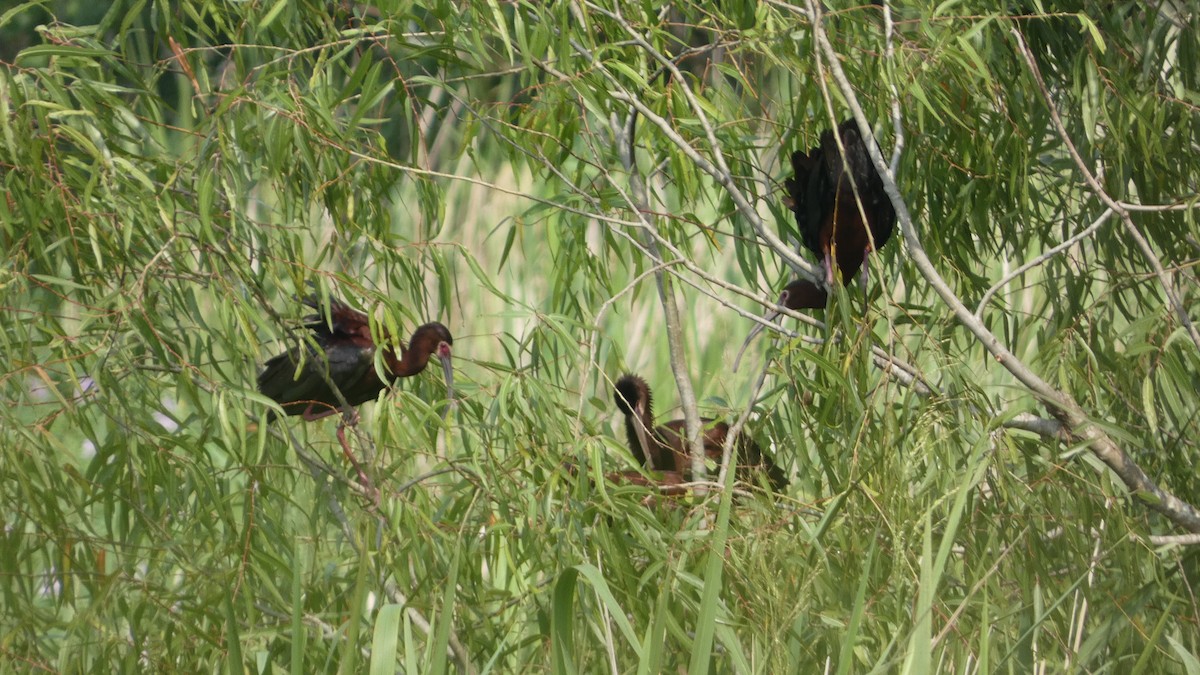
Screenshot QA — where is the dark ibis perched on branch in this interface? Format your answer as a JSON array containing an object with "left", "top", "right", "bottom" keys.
[
  {"left": 732, "top": 120, "right": 897, "bottom": 371},
  {"left": 258, "top": 296, "right": 454, "bottom": 484},
  {"left": 612, "top": 374, "right": 787, "bottom": 492},
  {"left": 788, "top": 118, "right": 896, "bottom": 287}
]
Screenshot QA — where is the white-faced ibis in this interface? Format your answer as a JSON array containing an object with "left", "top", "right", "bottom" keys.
[
  {"left": 613, "top": 374, "right": 787, "bottom": 492},
  {"left": 258, "top": 296, "right": 453, "bottom": 483},
  {"left": 787, "top": 119, "right": 895, "bottom": 287},
  {"left": 733, "top": 121, "right": 896, "bottom": 371}
]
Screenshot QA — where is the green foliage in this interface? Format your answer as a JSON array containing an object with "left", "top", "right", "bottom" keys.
[{"left": 2, "top": 0, "right": 1199, "bottom": 671}]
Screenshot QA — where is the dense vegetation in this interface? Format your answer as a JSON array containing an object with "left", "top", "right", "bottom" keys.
[{"left": 2, "top": 0, "right": 1198, "bottom": 671}]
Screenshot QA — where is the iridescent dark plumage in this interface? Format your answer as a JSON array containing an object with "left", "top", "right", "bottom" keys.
[
  {"left": 258, "top": 297, "right": 454, "bottom": 420},
  {"left": 786, "top": 119, "right": 895, "bottom": 286},
  {"left": 613, "top": 374, "right": 787, "bottom": 492},
  {"left": 735, "top": 121, "right": 897, "bottom": 371},
  {"left": 258, "top": 296, "right": 454, "bottom": 488}
]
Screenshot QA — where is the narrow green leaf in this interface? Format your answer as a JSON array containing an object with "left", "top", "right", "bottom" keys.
[
  {"left": 339, "top": 546, "right": 370, "bottom": 675},
  {"left": 1167, "top": 636, "right": 1200, "bottom": 675},
  {"left": 258, "top": 0, "right": 290, "bottom": 34},
  {"left": 289, "top": 537, "right": 306, "bottom": 675},
  {"left": 224, "top": 591, "right": 244, "bottom": 673},
  {"left": 552, "top": 568, "right": 579, "bottom": 675},
  {"left": 370, "top": 604, "right": 404, "bottom": 675},
  {"left": 688, "top": 466, "right": 737, "bottom": 675},
  {"left": 430, "top": 542, "right": 462, "bottom": 675},
  {"left": 902, "top": 513, "right": 933, "bottom": 675}
]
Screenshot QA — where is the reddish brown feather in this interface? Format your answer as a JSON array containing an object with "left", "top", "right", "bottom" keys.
[{"left": 613, "top": 374, "right": 787, "bottom": 491}]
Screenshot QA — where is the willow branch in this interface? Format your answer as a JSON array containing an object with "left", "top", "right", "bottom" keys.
[
  {"left": 1117, "top": 199, "right": 1200, "bottom": 213},
  {"left": 975, "top": 209, "right": 1113, "bottom": 317},
  {"left": 585, "top": 2, "right": 820, "bottom": 279},
  {"left": 534, "top": 17, "right": 1053, "bottom": 444},
  {"left": 1011, "top": 28, "right": 1200, "bottom": 355},
  {"left": 1148, "top": 533, "right": 1200, "bottom": 546},
  {"left": 612, "top": 112, "right": 707, "bottom": 482},
  {"left": 881, "top": 0, "right": 904, "bottom": 175},
  {"left": 717, "top": 339, "right": 774, "bottom": 491},
  {"left": 383, "top": 583, "right": 477, "bottom": 675},
  {"left": 808, "top": 0, "right": 1200, "bottom": 531},
  {"left": 487, "top": 8, "right": 1065, "bottom": 457}
]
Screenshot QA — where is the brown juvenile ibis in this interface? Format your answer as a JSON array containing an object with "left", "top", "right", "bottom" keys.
[
  {"left": 562, "top": 461, "right": 690, "bottom": 500},
  {"left": 613, "top": 374, "right": 787, "bottom": 492},
  {"left": 258, "top": 296, "right": 454, "bottom": 484},
  {"left": 788, "top": 118, "right": 895, "bottom": 287},
  {"left": 603, "top": 469, "right": 690, "bottom": 504}
]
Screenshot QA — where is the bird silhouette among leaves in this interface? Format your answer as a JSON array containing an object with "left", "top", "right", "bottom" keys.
[
  {"left": 734, "top": 120, "right": 897, "bottom": 371},
  {"left": 613, "top": 374, "right": 787, "bottom": 492},
  {"left": 258, "top": 296, "right": 453, "bottom": 486},
  {"left": 787, "top": 118, "right": 895, "bottom": 288}
]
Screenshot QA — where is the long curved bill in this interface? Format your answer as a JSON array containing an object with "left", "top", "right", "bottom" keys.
[
  {"left": 632, "top": 399, "right": 656, "bottom": 471},
  {"left": 733, "top": 280, "right": 828, "bottom": 372},
  {"left": 437, "top": 342, "right": 455, "bottom": 403},
  {"left": 732, "top": 308, "right": 782, "bottom": 373}
]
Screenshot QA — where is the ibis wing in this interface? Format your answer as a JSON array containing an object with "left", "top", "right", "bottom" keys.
[
  {"left": 787, "top": 142, "right": 836, "bottom": 259},
  {"left": 324, "top": 342, "right": 385, "bottom": 407},
  {"left": 835, "top": 120, "right": 895, "bottom": 251},
  {"left": 788, "top": 121, "right": 896, "bottom": 263},
  {"left": 299, "top": 296, "right": 372, "bottom": 340},
  {"left": 257, "top": 350, "right": 317, "bottom": 410},
  {"left": 257, "top": 340, "right": 377, "bottom": 416}
]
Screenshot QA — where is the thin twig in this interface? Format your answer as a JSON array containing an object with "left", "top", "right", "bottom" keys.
[
  {"left": 931, "top": 529, "right": 1027, "bottom": 648},
  {"left": 975, "top": 209, "right": 1113, "bottom": 317},
  {"left": 1147, "top": 533, "right": 1200, "bottom": 546},
  {"left": 594, "top": 552, "right": 621, "bottom": 675},
  {"left": 434, "top": 4, "right": 1066, "bottom": 462},
  {"left": 807, "top": 0, "right": 1200, "bottom": 532},
  {"left": 1065, "top": 516, "right": 1106, "bottom": 668},
  {"left": 1118, "top": 200, "right": 1200, "bottom": 213},
  {"left": 717, "top": 337, "right": 775, "bottom": 491},
  {"left": 612, "top": 109, "right": 707, "bottom": 484},
  {"left": 582, "top": 0, "right": 818, "bottom": 278},
  {"left": 383, "top": 583, "right": 478, "bottom": 675},
  {"left": 1010, "top": 28, "right": 1200, "bottom": 355},
  {"left": 276, "top": 424, "right": 365, "bottom": 546},
  {"left": 882, "top": 0, "right": 905, "bottom": 175},
  {"left": 578, "top": 260, "right": 685, "bottom": 425}
]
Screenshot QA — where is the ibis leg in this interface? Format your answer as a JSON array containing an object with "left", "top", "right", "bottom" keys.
[
  {"left": 302, "top": 405, "right": 338, "bottom": 422},
  {"left": 860, "top": 248, "right": 872, "bottom": 316},
  {"left": 336, "top": 422, "right": 372, "bottom": 489}
]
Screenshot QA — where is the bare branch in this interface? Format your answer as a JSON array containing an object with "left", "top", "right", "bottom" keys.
[
  {"left": 882, "top": 0, "right": 905, "bottom": 175},
  {"left": 1148, "top": 533, "right": 1200, "bottom": 546},
  {"left": 584, "top": 2, "right": 820, "bottom": 279},
  {"left": 1118, "top": 200, "right": 1200, "bottom": 213},
  {"left": 486, "top": 4, "right": 1069, "bottom": 467},
  {"left": 717, "top": 333, "right": 775, "bottom": 491},
  {"left": 612, "top": 112, "right": 708, "bottom": 484},
  {"left": 383, "top": 583, "right": 478, "bottom": 675},
  {"left": 1005, "top": 413, "right": 1066, "bottom": 439}
]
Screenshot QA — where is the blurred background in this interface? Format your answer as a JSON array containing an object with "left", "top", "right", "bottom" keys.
[{"left": 2, "top": 0, "right": 1198, "bottom": 671}]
